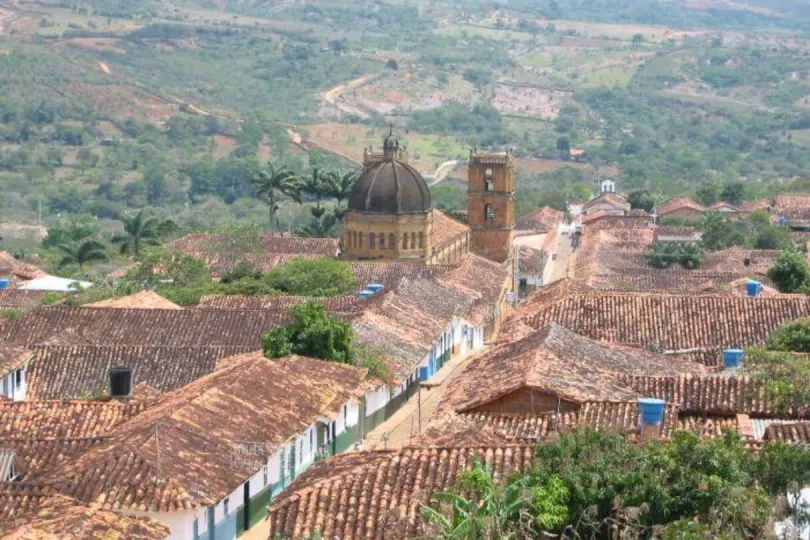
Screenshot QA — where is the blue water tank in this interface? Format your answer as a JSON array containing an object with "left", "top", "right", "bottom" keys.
[
  {"left": 0, "top": 279, "right": 9, "bottom": 290},
  {"left": 638, "top": 398, "right": 666, "bottom": 426},
  {"left": 745, "top": 280, "right": 762, "bottom": 298},
  {"left": 366, "top": 283, "right": 384, "bottom": 293},
  {"left": 723, "top": 348, "right": 744, "bottom": 368},
  {"left": 357, "top": 290, "right": 375, "bottom": 298}
]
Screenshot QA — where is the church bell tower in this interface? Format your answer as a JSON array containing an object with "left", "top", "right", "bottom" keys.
[{"left": 467, "top": 150, "right": 515, "bottom": 263}]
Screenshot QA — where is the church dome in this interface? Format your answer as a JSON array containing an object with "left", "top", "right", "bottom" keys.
[{"left": 348, "top": 134, "right": 431, "bottom": 214}]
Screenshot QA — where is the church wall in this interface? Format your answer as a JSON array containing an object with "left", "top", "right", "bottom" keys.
[{"left": 343, "top": 211, "right": 433, "bottom": 260}]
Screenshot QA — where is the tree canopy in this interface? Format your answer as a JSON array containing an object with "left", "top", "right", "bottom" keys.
[
  {"left": 265, "top": 257, "right": 356, "bottom": 296},
  {"left": 767, "top": 249, "right": 810, "bottom": 293},
  {"left": 262, "top": 301, "right": 354, "bottom": 363},
  {"left": 424, "top": 428, "right": 810, "bottom": 539}
]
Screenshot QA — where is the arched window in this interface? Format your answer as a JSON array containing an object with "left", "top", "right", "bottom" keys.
[
  {"left": 389, "top": 233, "right": 396, "bottom": 250},
  {"left": 358, "top": 232, "right": 363, "bottom": 248},
  {"left": 353, "top": 231, "right": 358, "bottom": 248},
  {"left": 411, "top": 232, "right": 417, "bottom": 250},
  {"left": 485, "top": 204, "right": 496, "bottom": 221},
  {"left": 402, "top": 233, "right": 408, "bottom": 250},
  {"left": 418, "top": 232, "right": 424, "bottom": 248},
  {"left": 379, "top": 233, "right": 385, "bottom": 249},
  {"left": 484, "top": 168, "right": 494, "bottom": 192},
  {"left": 369, "top": 233, "right": 376, "bottom": 249}
]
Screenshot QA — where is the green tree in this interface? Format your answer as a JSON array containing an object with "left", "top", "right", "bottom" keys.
[
  {"left": 57, "top": 239, "right": 107, "bottom": 270},
  {"left": 325, "top": 170, "right": 358, "bottom": 215},
  {"left": 720, "top": 182, "right": 746, "bottom": 206},
  {"left": 767, "top": 249, "right": 810, "bottom": 293},
  {"left": 301, "top": 167, "right": 328, "bottom": 219},
  {"left": 645, "top": 241, "right": 704, "bottom": 269},
  {"left": 252, "top": 163, "right": 301, "bottom": 235},
  {"left": 695, "top": 183, "right": 720, "bottom": 206},
  {"left": 746, "top": 347, "right": 810, "bottom": 416},
  {"left": 765, "top": 320, "right": 810, "bottom": 352},
  {"left": 111, "top": 209, "right": 161, "bottom": 256},
  {"left": 265, "top": 257, "right": 356, "bottom": 296},
  {"left": 754, "top": 225, "right": 792, "bottom": 250},
  {"left": 42, "top": 215, "right": 100, "bottom": 248},
  {"left": 627, "top": 189, "right": 657, "bottom": 213},
  {"left": 125, "top": 248, "right": 211, "bottom": 287},
  {"left": 297, "top": 213, "right": 338, "bottom": 238},
  {"left": 556, "top": 136, "right": 571, "bottom": 160},
  {"left": 262, "top": 302, "right": 354, "bottom": 363}
]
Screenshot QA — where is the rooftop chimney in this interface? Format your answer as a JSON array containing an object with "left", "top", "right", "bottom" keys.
[{"left": 109, "top": 367, "right": 133, "bottom": 398}]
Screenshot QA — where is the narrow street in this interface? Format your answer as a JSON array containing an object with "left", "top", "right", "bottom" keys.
[{"left": 544, "top": 223, "right": 577, "bottom": 284}]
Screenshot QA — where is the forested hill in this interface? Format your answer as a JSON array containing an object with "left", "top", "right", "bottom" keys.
[{"left": 2, "top": 0, "right": 810, "bottom": 253}]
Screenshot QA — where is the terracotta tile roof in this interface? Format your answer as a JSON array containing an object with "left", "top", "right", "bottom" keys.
[
  {"left": 523, "top": 292, "right": 810, "bottom": 351},
  {"left": 656, "top": 225, "right": 700, "bottom": 238},
  {"left": 710, "top": 202, "right": 740, "bottom": 212},
  {"left": 0, "top": 400, "right": 146, "bottom": 440},
  {"left": 515, "top": 206, "right": 564, "bottom": 231},
  {"left": 617, "top": 374, "right": 792, "bottom": 416},
  {"left": 774, "top": 194, "right": 810, "bottom": 209},
  {"left": 439, "top": 253, "right": 510, "bottom": 309},
  {"left": 581, "top": 209, "right": 608, "bottom": 224},
  {"left": 84, "top": 291, "right": 181, "bottom": 310},
  {"left": 0, "top": 343, "right": 30, "bottom": 378},
  {"left": 431, "top": 209, "right": 470, "bottom": 251},
  {"left": 0, "top": 252, "right": 49, "bottom": 280},
  {"left": 192, "top": 252, "right": 323, "bottom": 276},
  {"left": 3, "top": 438, "right": 102, "bottom": 480},
  {"left": 583, "top": 215, "right": 655, "bottom": 231},
  {"left": 583, "top": 192, "right": 630, "bottom": 211},
  {"left": 438, "top": 325, "right": 704, "bottom": 415},
  {"left": 166, "top": 233, "right": 340, "bottom": 256},
  {"left": 267, "top": 445, "right": 536, "bottom": 540},
  {"left": 348, "top": 262, "right": 456, "bottom": 292},
  {"left": 0, "top": 307, "right": 292, "bottom": 347},
  {"left": 51, "top": 353, "right": 369, "bottom": 512},
  {"left": 0, "top": 290, "right": 50, "bottom": 309},
  {"left": 350, "top": 257, "right": 509, "bottom": 381},
  {"left": 197, "top": 295, "right": 362, "bottom": 312},
  {"left": 26, "top": 345, "right": 253, "bottom": 400},
  {"left": 656, "top": 197, "right": 707, "bottom": 216},
  {"left": 445, "top": 401, "right": 681, "bottom": 442},
  {"left": 518, "top": 246, "right": 546, "bottom": 274},
  {"left": 738, "top": 200, "right": 771, "bottom": 213},
  {"left": 0, "top": 488, "right": 170, "bottom": 538},
  {"left": 763, "top": 422, "right": 810, "bottom": 443}
]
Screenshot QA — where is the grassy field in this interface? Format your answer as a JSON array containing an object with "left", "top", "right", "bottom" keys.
[
  {"left": 435, "top": 24, "right": 536, "bottom": 42},
  {"left": 301, "top": 123, "right": 468, "bottom": 174},
  {"left": 580, "top": 64, "right": 637, "bottom": 87}
]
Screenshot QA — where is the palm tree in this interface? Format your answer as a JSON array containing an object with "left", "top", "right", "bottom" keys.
[
  {"left": 58, "top": 240, "right": 107, "bottom": 270},
  {"left": 326, "top": 170, "right": 358, "bottom": 217},
  {"left": 253, "top": 163, "right": 301, "bottom": 235},
  {"left": 297, "top": 214, "right": 338, "bottom": 238},
  {"left": 301, "top": 167, "right": 329, "bottom": 219},
  {"left": 111, "top": 210, "right": 161, "bottom": 257}
]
